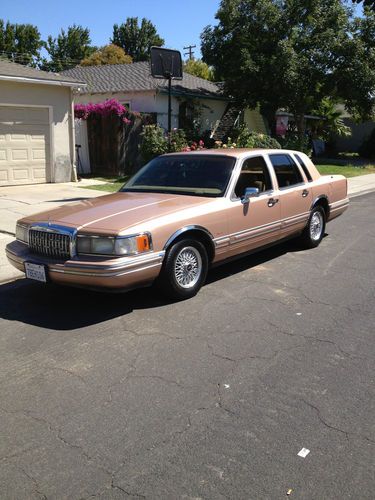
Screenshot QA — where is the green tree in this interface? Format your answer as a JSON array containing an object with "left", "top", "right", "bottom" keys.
[
  {"left": 0, "top": 20, "right": 42, "bottom": 66},
  {"left": 353, "top": 0, "right": 375, "bottom": 11},
  {"left": 201, "top": 0, "right": 375, "bottom": 141},
  {"left": 41, "top": 25, "right": 94, "bottom": 71},
  {"left": 337, "top": 7, "right": 375, "bottom": 122},
  {"left": 81, "top": 44, "right": 132, "bottom": 66},
  {"left": 311, "top": 98, "right": 352, "bottom": 141},
  {"left": 112, "top": 17, "right": 164, "bottom": 62},
  {"left": 183, "top": 59, "right": 214, "bottom": 81}
]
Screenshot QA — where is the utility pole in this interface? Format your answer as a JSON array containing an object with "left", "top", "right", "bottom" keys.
[{"left": 183, "top": 44, "right": 196, "bottom": 60}]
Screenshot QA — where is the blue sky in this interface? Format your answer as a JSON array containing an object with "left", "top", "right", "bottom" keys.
[
  {"left": 2, "top": 0, "right": 364, "bottom": 61},
  {"left": 2, "top": 0, "right": 221, "bottom": 59}
]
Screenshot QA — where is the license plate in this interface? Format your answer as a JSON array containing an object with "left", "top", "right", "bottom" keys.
[{"left": 24, "top": 262, "right": 47, "bottom": 283}]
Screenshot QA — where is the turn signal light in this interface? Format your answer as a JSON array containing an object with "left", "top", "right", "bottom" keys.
[{"left": 136, "top": 234, "right": 150, "bottom": 252}]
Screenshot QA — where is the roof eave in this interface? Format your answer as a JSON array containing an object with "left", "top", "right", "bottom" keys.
[
  {"left": 158, "top": 88, "right": 231, "bottom": 101},
  {"left": 75, "top": 88, "right": 156, "bottom": 95},
  {"left": 0, "top": 74, "right": 87, "bottom": 88}
]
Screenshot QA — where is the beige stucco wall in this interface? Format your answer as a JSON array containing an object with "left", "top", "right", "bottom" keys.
[
  {"left": 199, "top": 99, "right": 227, "bottom": 133},
  {"left": 0, "top": 80, "right": 74, "bottom": 182},
  {"left": 75, "top": 90, "right": 157, "bottom": 113},
  {"left": 243, "top": 108, "right": 268, "bottom": 134},
  {"left": 74, "top": 90, "right": 228, "bottom": 134}
]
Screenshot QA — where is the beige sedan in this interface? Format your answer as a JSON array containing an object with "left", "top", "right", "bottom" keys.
[{"left": 6, "top": 149, "right": 349, "bottom": 299}]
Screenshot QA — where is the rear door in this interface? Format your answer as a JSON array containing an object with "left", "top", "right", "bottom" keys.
[
  {"left": 225, "top": 154, "right": 281, "bottom": 257},
  {"left": 267, "top": 153, "right": 313, "bottom": 238}
]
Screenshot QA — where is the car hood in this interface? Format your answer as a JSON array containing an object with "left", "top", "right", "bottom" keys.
[{"left": 22, "top": 191, "right": 216, "bottom": 234}]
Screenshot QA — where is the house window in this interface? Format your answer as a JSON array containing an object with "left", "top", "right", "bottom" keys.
[{"left": 120, "top": 101, "right": 131, "bottom": 110}]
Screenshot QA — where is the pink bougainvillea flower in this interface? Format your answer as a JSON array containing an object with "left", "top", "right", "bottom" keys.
[{"left": 74, "top": 99, "right": 127, "bottom": 120}]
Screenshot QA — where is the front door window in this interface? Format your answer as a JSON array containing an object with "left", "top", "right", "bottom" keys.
[{"left": 234, "top": 156, "right": 273, "bottom": 198}]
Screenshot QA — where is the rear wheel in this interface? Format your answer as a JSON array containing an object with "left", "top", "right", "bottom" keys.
[
  {"left": 299, "top": 206, "right": 326, "bottom": 249},
  {"left": 157, "top": 239, "right": 208, "bottom": 300}
]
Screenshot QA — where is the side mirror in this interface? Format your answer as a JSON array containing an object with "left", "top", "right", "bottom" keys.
[{"left": 241, "top": 187, "right": 259, "bottom": 204}]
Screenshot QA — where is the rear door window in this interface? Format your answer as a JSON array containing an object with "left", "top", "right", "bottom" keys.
[{"left": 269, "top": 154, "right": 304, "bottom": 189}]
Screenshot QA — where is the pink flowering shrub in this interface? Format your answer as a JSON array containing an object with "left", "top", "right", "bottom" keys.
[
  {"left": 183, "top": 139, "right": 205, "bottom": 152},
  {"left": 74, "top": 99, "right": 136, "bottom": 125}
]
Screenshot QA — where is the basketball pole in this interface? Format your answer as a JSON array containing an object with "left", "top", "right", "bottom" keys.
[
  {"left": 150, "top": 47, "right": 182, "bottom": 153},
  {"left": 168, "top": 74, "right": 172, "bottom": 152}
]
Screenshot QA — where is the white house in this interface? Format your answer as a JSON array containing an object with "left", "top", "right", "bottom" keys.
[
  {"left": 0, "top": 60, "right": 85, "bottom": 186},
  {"left": 63, "top": 61, "right": 268, "bottom": 172}
]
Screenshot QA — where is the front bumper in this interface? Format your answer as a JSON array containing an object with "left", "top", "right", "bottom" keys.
[{"left": 6, "top": 240, "right": 165, "bottom": 290}]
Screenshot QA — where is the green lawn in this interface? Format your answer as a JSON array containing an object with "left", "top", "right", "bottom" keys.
[
  {"left": 83, "top": 182, "right": 126, "bottom": 192},
  {"left": 81, "top": 176, "right": 129, "bottom": 192},
  {"left": 316, "top": 164, "right": 375, "bottom": 178}
]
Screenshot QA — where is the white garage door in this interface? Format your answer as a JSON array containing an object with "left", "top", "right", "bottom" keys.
[{"left": 0, "top": 106, "right": 50, "bottom": 186}]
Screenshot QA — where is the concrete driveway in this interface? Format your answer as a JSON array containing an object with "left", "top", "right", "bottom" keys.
[
  {"left": 0, "top": 180, "right": 107, "bottom": 282},
  {"left": 0, "top": 192, "right": 374, "bottom": 499}
]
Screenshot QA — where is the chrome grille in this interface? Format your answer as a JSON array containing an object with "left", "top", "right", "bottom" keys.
[{"left": 29, "top": 229, "right": 71, "bottom": 260}]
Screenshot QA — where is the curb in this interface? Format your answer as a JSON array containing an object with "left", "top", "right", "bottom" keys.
[{"left": 348, "top": 188, "right": 375, "bottom": 199}]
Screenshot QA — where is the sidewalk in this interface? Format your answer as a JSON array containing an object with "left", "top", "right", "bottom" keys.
[
  {"left": 1, "top": 174, "right": 374, "bottom": 284},
  {"left": 346, "top": 173, "right": 375, "bottom": 198}
]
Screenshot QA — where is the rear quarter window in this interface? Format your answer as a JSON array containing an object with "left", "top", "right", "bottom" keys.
[{"left": 294, "top": 154, "right": 313, "bottom": 182}]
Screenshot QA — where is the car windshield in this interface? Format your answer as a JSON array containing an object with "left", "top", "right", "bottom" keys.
[{"left": 121, "top": 154, "right": 236, "bottom": 197}]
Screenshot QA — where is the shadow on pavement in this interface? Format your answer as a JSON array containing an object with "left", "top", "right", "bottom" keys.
[
  {"left": 46, "top": 197, "right": 93, "bottom": 203},
  {"left": 0, "top": 237, "right": 318, "bottom": 331}
]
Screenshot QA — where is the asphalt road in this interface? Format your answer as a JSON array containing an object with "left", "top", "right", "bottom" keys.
[{"left": 0, "top": 193, "right": 374, "bottom": 500}]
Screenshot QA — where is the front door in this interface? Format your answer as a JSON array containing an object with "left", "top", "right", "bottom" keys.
[{"left": 226, "top": 155, "right": 281, "bottom": 258}]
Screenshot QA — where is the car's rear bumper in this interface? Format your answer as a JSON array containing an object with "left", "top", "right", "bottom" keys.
[
  {"left": 6, "top": 240, "right": 165, "bottom": 291},
  {"left": 328, "top": 197, "right": 349, "bottom": 221}
]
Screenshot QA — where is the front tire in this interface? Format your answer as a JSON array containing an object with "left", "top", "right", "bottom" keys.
[
  {"left": 299, "top": 206, "right": 326, "bottom": 249},
  {"left": 157, "top": 239, "right": 208, "bottom": 300}
]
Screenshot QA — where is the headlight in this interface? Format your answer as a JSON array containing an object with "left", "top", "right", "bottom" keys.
[
  {"left": 16, "top": 223, "right": 29, "bottom": 244},
  {"left": 77, "top": 233, "right": 151, "bottom": 256}
]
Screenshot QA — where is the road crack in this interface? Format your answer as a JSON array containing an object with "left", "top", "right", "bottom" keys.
[
  {"left": 21, "top": 467, "right": 48, "bottom": 499},
  {"left": 300, "top": 398, "right": 375, "bottom": 444}
]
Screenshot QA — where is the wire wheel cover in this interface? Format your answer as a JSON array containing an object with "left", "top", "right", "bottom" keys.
[
  {"left": 310, "top": 211, "right": 323, "bottom": 241},
  {"left": 174, "top": 246, "right": 202, "bottom": 289}
]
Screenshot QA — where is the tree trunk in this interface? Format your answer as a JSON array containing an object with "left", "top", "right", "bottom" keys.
[
  {"left": 259, "top": 104, "right": 278, "bottom": 137},
  {"left": 295, "top": 113, "right": 306, "bottom": 144}
]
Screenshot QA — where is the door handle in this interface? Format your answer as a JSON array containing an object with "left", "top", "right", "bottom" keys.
[
  {"left": 302, "top": 189, "right": 309, "bottom": 197},
  {"left": 267, "top": 198, "right": 279, "bottom": 207}
]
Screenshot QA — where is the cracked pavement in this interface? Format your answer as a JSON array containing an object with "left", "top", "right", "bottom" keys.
[{"left": 0, "top": 193, "right": 374, "bottom": 499}]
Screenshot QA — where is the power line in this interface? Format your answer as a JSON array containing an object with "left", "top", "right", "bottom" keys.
[{"left": 0, "top": 50, "right": 86, "bottom": 66}]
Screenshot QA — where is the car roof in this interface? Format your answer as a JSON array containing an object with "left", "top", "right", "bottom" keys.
[{"left": 164, "top": 148, "right": 301, "bottom": 159}]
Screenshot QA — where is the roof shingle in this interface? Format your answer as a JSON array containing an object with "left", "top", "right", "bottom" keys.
[
  {"left": 62, "top": 61, "right": 224, "bottom": 99},
  {"left": 0, "top": 59, "right": 85, "bottom": 85}
]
